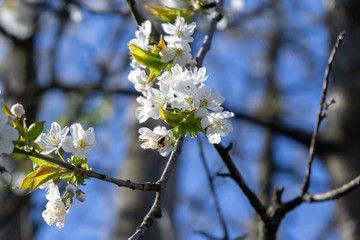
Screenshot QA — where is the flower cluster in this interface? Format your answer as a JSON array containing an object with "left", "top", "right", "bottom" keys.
[
  {"left": 41, "top": 181, "right": 85, "bottom": 228},
  {"left": 36, "top": 122, "right": 96, "bottom": 158},
  {"left": 129, "top": 17, "right": 234, "bottom": 156}
]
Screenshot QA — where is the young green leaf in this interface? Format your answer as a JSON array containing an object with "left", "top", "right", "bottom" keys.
[
  {"left": 1, "top": 102, "right": 11, "bottom": 116},
  {"left": 19, "top": 165, "right": 66, "bottom": 193},
  {"left": 128, "top": 43, "right": 164, "bottom": 74},
  {"left": 27, "top": 121, "right": 44, "bottom": 142},
  {"left": 158, "top": 107, "right": 185, "bottom": 127},
  {"left": 144, "top": 5, "right": 193, "bottom": 22},
  {"left": 29, "top": 156, "right": 58, "bottom": 168}
]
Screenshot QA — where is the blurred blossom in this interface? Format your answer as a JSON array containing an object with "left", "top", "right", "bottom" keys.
[
  {"left": 0, "top": 0, "right": 36, "bottom": 39},
  {"left": 231, "top": 0, "right": 245, "bottom": 12},
  {"left": 67, "top": 3, "right": 83, "bottom": 22}
]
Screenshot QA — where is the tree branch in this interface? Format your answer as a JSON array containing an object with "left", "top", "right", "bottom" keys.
[
  {"left": 128, "top": 136, "right": 184, "bottom": 240},
  {"left": 214, "top": 144, "right": 269, "bottom": 224},
  {"left": 125, "top": 0, "right": 144, "bottom": 27},
  {"left": 301, "top": 31, "right": 346, "bottom": 195},
  {"left": 13, "top": 149, "right": 159, "bottom": 191},
  {"left": 196, "top": 0, "right": 225, "bottom": 67}
]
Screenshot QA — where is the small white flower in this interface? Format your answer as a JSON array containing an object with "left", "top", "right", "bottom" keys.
[
  {"left": 10, "top": 103, "right": 25, "bottom": 118},
  {"left": 130, "top": 20, "right": 152, "bottom": 50},
  {"left": 62, "top": 123, "right": 96, "bottom": 158},
  {"left": 40, "top": 180, "right": 60, "bottom": 201},
  {"left": 201, "top": 111, "right": 234, "bottom": 144},
  {"left": 42, "top": 198, "right": 67, "bottom": 228},
  {"left": 162, "top": 16, "right": 196, "bottom": 43},
  {"left": 128, "top": 68, "right": 152, "bottom": 94},
  {"left": 194, "top": 85, "right": 224, "bottom": 117},
  {"left": 160, "top": 41, "right": 192, "bottom": 67},
  {"left": 158, "top": 64, "right": 188, "bottom": 88},
  {"left": 135, "top": 82, "right": 174, "bottom": 123},
  {"left": 35, "top": 122, "right": 69, "bottom": 155},
  {"left": 139, "top": 126, "right": 175, "bottom": 157},
  {"left": 0, "top": 115, "right": 19, "bottom": 155},
  {"left": 188, "top": 66, "right": 208, "bottom": 85}
]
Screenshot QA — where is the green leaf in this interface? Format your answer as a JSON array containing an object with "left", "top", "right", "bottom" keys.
[
  {"left": 176, "top": 111, "right": 203, "bottom": 137},
  {"left": 145, "top": 5, "right": 193, "bottom": 22},
  {"left": 159, "top": 108, "right": 203, "bottom": 138},
  {"left": 128, "top": 43, "right": 163, "bottom": 74},
  {"left": 27, "top": 121, "right": 44, "bottom": 142},
  {"left": 158, "top": 107, "right": 185, "bottom": 127},
  {"left": 1, "top": 103, "right": 11, "bottom": 116},
  {"left": 19, "top": 164, "right": 65, "bottom": 193},
  {"left": 29, "top": 156, "right": 58, "bottom": 168}
]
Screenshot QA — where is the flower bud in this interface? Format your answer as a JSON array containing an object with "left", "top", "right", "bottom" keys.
[
  {"left": 0, "top": 171, "right": 12, "bottom": 186},
  {"left": 65, "top": 184, "right": 76, "bottom": 195},
  {"left": 76, "top": 189, "right": 85, "bottom": 202},
  {"left": 11, "top": 103, "right": 25, "bottom": 118}
]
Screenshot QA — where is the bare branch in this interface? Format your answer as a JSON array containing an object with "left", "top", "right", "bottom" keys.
[
  {"left": 13, "top": 149, "right": 158, "bottom": 191},
  {"left": 196, "top": 0, "right": 225, "bottom": 67},
  {"left": 301, "top": 31, "right": 346, "bottom": 195},
  {"left": 125, "top": 0, "right": 144, "bottom": 27},
  {"left": 303, "top": 174, "right": 360, "bottom": 202},
  {"left": 197, "top": 138, "right": 229, "bottom": 239},
  {"left": 128, "top": 136, "right": 184, "bottom": 240},
  {"left": 214, "top": 144, "right": 269, "bottom": 224}
]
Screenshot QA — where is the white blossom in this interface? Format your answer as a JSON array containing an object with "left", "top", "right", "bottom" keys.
[
  {"left": 158, "top": 64, "right": 188, "bottom": 88},
  {"left": 135, "top": 82, "right": 174, "bottom": 123},
  {"left": 160, "top": 40, "right": 192, "bottom": 67},
  {"left": 0, "top": 115, "right": 19, "bottom": 155},
  {"left": 42, "top": 198, "right": 67, "bottom": 228},
  {"left": 130, "top": 20, "right": 152, "bottom": 50},
  {"left": 194, "top": 85, "right": 224, "bottom": 117},
  {"left": 139, "top": 126, "right": 175, "bottom": 157},
  {"left": 35, "top": 122, "right": 69, "bottom": 155},
  {"left": 201, "top": 111, "right": 234, "bottom": 144},
  {"left": 10, "top": 103, "right": 25, "bottom": 118},
  {"left": 62, "top": 123, "right": 96, "bottom": 158},
  {"left": 162, "top": 16, "right": 196, "bottom": 43},
  {"left": 40, "top": 180, "right": 61, "bottom": 201},
  {"left": 128, "top": 68, "right": 152, "bottom": 94}
]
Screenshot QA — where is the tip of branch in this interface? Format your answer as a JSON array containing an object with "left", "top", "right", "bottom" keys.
[{"left": 339, "top": 31, "right": 346, "bottom": 40}]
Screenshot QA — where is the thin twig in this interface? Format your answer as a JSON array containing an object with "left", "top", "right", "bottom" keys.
[
  {"left": 13, "top": 149, "right": 158, "bottom": 191},
  {"left": 303, "top": 174, "right": 360, "bottom": 202},
  {"left": 301, "top": 31, "right": 346, "bottom": 195},
  {"left": 196, "top": 0, "right": 224, "bottom": 67},
  {"left": 125, "top": 0, "right": 144, "bottom": 26},
  {"left": 128, "top": 136, "right": 184, "bottom": 240},
  {"left": 214, "top": 144, "right": 269, "bottom": 224},
  {"left": 197, "top": 138, "right": 229, "bottom": 240}
]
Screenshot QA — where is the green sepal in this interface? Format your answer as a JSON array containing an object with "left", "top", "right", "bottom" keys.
[
  {"left": 144, "top": 5, "right": 193, "bottom": 22},
  {"left": 27, "top": 121, "right": 44, "bottom": 142},
  {"left": 17, "top": 164, "right": 67, "bottom": 193}
]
